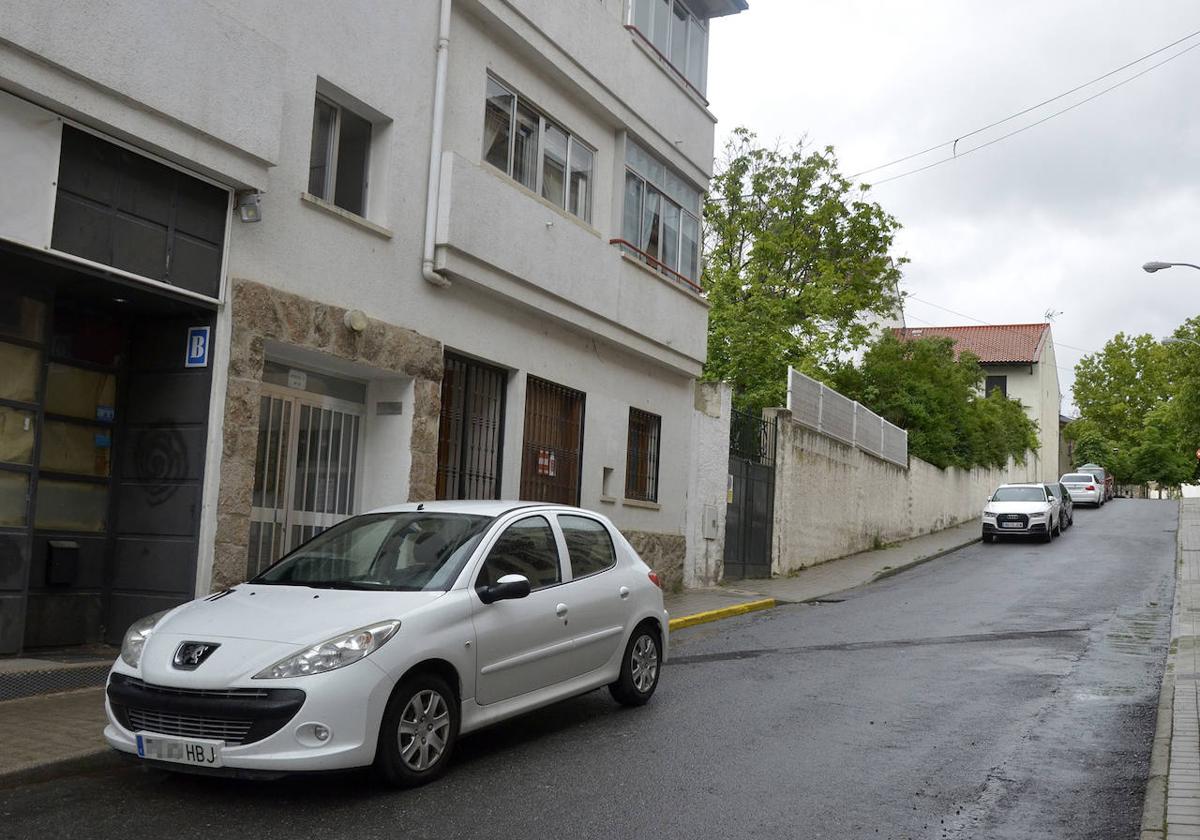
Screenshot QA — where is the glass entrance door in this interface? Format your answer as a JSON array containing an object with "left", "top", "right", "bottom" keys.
[{"left": 247, "top": 385, "right": 363, "bottom": 578}]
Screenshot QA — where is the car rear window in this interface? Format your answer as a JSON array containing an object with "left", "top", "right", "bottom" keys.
[{"left": 1062, "top": 474, "right": 1095, "bottom": 483}]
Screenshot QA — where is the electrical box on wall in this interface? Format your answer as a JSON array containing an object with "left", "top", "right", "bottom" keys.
[{"left": 703, "top": 504, "right": 719, "bottom": 540}]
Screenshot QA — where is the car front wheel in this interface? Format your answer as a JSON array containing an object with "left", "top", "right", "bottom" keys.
[
  {"left": 376, "top": 672, "right": 459, "bottom": 788},
  {"left": 609, "top": 625, "right": 661, "bottom": 707}
]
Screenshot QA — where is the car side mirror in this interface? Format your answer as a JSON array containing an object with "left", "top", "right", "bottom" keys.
[{"left": 478, "top": 573, "right": 531, "bottom": 605}]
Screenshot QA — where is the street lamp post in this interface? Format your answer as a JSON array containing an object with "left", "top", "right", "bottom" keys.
[
  {"left": 1144, "top": 261, "right": 1200, "bottom": 273},
  {"left": 1162, "top": 337, "right": 1200, "bottom": 349}
]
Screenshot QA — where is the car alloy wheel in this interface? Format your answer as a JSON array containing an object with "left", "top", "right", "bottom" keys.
[
  {"left": 609, "top": 626, "right": 662, "bottom": 707},
  {"left": 398, "top": 689, "right": 451, "bottom": 772},
  {"left": 631, "top": 635, "right": 659, "bottom": 694},
  {"left": 376, "top": 672, "right": 459, "bottom": 787}
]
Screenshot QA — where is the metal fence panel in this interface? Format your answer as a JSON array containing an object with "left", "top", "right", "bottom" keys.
[
  {"left": 820, "top": 386, "right": 855, "bottom": 444},
  {"left": 787, "top": 368, "right": 823, "bottom": 430},
  {"left": 854, "top": 403, "right": 884, "bottom": 457},
  {"left": 881, "top": 420, "right": 908, "bottom": 467},
  {"left": 786, "top": 367, "right": 909, "bottom": 466}
]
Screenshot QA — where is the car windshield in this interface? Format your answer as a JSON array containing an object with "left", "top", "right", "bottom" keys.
[
  {"left": 252, "top": 512, "right": 494, "bottom": 591},
  {"left": 991, "top": 487, "right": 1046, "bottom": 502},
  {"left": 1063, "top": 474, "right": 1095, "bottom": 483}
]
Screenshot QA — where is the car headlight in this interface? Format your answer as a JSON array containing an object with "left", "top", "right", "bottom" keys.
[
  {"left": 982, "top": 512, "right": 996, "bottom": 519},
  {"left": 1029, "top": 512, "right": 1046, "bottom": 519},
  {"left": 120, "top": 610, "right": 170, "bottom": 668},
  {"left": 254, "top": 620, "right": 401, "bottom": 680}
]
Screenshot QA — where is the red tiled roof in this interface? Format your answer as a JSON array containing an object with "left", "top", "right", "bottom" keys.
[{"left": 890, "top": 323, "right": 1050, "bottom": 365}]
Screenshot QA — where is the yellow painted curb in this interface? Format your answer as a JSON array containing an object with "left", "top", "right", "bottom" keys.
[{"left": 668, "top": 598, "right": 777, "bottom": 631}]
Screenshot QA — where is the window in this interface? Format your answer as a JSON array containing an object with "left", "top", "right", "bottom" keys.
[
  {"left": 481, "top": 77, "right": 594, "bottom": 224},
  {"left": 625, "top": 408, "right": 661, "bottom": 502},
  {"left": 308, "top": 95, "right": 372, "bottom": 216},
  {"left": 476, "top": 515, "right": 561, "bottom": 590},
  {"left": 520, "top": 377, "right": 585, "bottom": 505},
  {"left": 437, "top": 353, "right": 507, "bottom": 501},
  {"left": 559, "top": 515, "right": 617, "bottom": 578},
  {"left": 627, "top": 0, "right": 709, "bottom": 93},
  {"left": 985, "top": 375, "right": 1007, "bottom": 398},
  {"left": 621, "top": 139, "right": 703, "bottom": 286}
]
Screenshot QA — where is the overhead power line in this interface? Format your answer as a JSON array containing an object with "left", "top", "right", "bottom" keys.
[{"left": 851, "top": 30, "right": 1200, "bottom": 185}]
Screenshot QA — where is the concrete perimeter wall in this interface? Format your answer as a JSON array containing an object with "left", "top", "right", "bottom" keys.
[{"left": 767, "top": 407, "right": 1038, "bottom": 576}]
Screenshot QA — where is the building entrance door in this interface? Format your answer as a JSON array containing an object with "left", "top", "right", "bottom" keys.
[{"left": 247, "top": 384, "right": 364, "bottom": 578}]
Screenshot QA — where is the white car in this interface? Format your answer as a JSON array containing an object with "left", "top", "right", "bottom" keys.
[
  {"left": 104, "top": 502, "right": 668, "bottom": 786},
  {"left": 1060, "top": 472, "right": 1104, "bottom": 507},
  {"left": 981, "top": 483, "right": 1061, "bottom": 543}
]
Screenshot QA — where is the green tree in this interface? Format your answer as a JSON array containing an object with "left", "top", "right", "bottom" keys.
[
  {"left": 1129, "top": 404, "right": 1195, "bottom": 488},
  {"left": 1072, "top": 332, "right": 1169, "bottom": 448},
  {"left": 1062, "top": 418, "right": 1114, "bottom": 469},
  {"left": 834, "top": 334, "right": 1038, "bottom": 469},
  {"left": 703, "top": 129, "right": 905, "bottom": 412}
]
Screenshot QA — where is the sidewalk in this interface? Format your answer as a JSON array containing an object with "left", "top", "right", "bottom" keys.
[
  {"left": 664, "top": 519, "right": 981, "bottom": 625},
  {"left": 1143, "top": 499, "right": 1200, "bottom": 839},
  {"left": 0, "top": 519, "right": 981, "bottom": 789}
]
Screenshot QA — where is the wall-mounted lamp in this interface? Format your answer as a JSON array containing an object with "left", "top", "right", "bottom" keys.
[
  {"left": 235, "top": 190, "right": 263, "bottom": 223},
  {"left": 343, "top": 309, "right": 368, "bottom": 332}
]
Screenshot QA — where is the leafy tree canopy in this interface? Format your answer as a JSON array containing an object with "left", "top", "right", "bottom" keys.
[
  {"left": 703, "top": 128, "right": 905, "bottom": 412},
  {"left": 832, "top": 334, "right": 1038, "bottom": 470}
]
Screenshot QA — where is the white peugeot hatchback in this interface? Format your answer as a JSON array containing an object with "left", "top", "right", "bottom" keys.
[{"left": 103, "top": 502, "right": 668, "bottom": 786}]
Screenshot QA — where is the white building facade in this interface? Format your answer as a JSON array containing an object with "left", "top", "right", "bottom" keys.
[{"left": 0, "top": 0, "right": 746, "bottom": 654}]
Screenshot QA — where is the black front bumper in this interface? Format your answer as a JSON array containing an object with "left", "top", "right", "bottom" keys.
[
  {"left": 107, "top": 674, "right": 305, "bottom": 746},
  {"left": 983, "top": 522, "right": 1048, "bottom": 535}
]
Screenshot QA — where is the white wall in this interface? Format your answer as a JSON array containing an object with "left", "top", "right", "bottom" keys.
[
  {"left": 685, "top": 381, "right": 732, "bottom": 587},
  {"left": 768, "top": 408, "right": 1039, "bottom": 576}
]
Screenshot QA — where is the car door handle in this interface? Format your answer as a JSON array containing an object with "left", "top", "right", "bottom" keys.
[
  {"left": 618, "top": 586, "right": 630, "bottom": 599},
  {"left": 556, "top": 603, "right": 568, "bottom": 617}
]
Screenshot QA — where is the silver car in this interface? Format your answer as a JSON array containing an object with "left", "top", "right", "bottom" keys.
[
  {"left": 1060, "top": 472, "right": 1103, "bottom": 507},
  {"left": 981, "top": 483, "right": 1061, "bottom": 543}
]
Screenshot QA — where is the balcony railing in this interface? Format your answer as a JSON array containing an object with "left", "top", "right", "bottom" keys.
[{"left": 610, "top": 238, "right": 702, "bottom": 293}]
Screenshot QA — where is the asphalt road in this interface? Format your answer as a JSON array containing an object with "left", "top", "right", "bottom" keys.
[{"left": 0, "top": 500, "right": 1176, "bottom": 840}]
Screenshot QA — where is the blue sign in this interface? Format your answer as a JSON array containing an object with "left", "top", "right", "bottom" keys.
[{"left": 185, "top": 326, "right": 211, "bottom": 368}]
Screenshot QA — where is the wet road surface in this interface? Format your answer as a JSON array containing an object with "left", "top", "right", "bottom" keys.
[{"left": 0, "top": 500, "right": 1175, "bottom": 839}]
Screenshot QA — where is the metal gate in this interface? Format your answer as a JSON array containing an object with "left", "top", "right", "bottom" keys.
[
  {"left": 246, "top": 386, "right": 364, "bottom": 577},
  {"left": 724, "top": 409, "right": 776, "bottom": 580}
]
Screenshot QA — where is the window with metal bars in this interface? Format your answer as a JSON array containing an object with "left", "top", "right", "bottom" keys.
[
  {"left": 625, "top": 408, "right": 661, "bottom": 502},
  {"left": 519, "top": 376, "right": 585, "bottom": 505},
  {"left": 436, "top": 353, "right": 507, "bottom": 500}
]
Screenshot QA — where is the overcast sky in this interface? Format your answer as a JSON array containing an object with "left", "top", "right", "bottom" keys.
[{"left": 706, "top": 1, "right": 1200, "bottom": 413}]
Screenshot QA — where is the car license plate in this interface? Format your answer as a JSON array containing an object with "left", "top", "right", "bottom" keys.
[
  {"left": 136, "top": 734, "right": 224, "bottom": 767},
  {"left": 1001, "top": 522, "right": 1023, "bottom": 529}
]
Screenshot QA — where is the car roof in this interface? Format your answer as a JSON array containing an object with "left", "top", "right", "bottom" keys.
[
  {"left": 995, "top": 483, "right": 1048, "bottom": 489},
  {"left": 362, "top": 500, "right": 595, "bottom": 518}
]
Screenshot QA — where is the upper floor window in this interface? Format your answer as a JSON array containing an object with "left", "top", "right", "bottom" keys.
[
  {"left": 621, "top": 139, "right": 702, "bottom": 286},
  {"left": 628, "top": 0, "right": 708, "bottom": 94},
  {"left": 482, "top": 77, "right": 594, "bottom": 224},
  {"left": 308, "top": 95, "right": 372, "bottom": 216}
]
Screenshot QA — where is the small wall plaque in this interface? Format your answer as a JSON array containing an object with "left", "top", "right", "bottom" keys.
[{"left": 376, "top": 401, "right": 404, "bottom": 416}]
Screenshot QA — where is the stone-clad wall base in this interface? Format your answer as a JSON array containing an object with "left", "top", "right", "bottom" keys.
[
  {"left": 210, "top": 278, "right": 442, "bottom": 591},
  {"left": 623, "top": 530, "right": 686, "bottom": 594}
]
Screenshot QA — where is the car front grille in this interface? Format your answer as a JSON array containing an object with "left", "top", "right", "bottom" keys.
[
  {"left": 108, "top": 674, "right": 305, "bottom": 747},
  {"left": 997, "top": 513, "right": 1030, "bottom": 527},
  {"left": 127, "top": 709, "right": 254, "bottom": 744}
]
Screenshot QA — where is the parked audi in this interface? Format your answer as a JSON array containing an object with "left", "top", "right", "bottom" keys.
[
  {"left": 1060, "top": 472, "right": 1104, "bottom": 507},
  {"left": 104, "top": 502, "right": 668, "bottom": 786},
  {"left": 981, "top": 483, "right": 1062, "bottom": 543}
]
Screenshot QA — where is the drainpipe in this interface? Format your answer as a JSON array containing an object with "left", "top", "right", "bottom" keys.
[{"left": 422, "top": 0, "right": 453, "bottom": 288}]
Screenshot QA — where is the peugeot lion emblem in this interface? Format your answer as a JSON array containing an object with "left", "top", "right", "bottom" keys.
[{"left": 173, "top": 641, "right": 220, "bottom": 670}]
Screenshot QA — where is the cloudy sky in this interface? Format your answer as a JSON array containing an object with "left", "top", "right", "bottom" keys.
[{"left": 706, "top": 1, "right": 1200, "bottom": 412}]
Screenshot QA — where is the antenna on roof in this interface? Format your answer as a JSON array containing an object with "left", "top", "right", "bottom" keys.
[{"left": 1043, "top": 308, "right": 1062, "bottom": 323}]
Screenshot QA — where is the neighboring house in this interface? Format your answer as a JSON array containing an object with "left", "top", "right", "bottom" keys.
[
  {"left": 892, "top": 323, "right": 1062, "bottom": 480},
  {"left": 0, "top": 0, "right": 747, "bottom": 654}
]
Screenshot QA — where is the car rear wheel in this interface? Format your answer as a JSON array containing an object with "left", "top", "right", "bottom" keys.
[
  {"left": 375, "top": 672, "right": 459, "bottom": 788},
  {"left": 609, "top": 625, "right": 661, "bottom": 707}
]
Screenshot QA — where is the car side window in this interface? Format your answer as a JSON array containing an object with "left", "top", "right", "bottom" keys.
[
  {"left": 559, "top": 515, "right": 618, "bottom": 579},
  {"left": 476, "top": 515, "right": 561, "bottom": 591}
]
